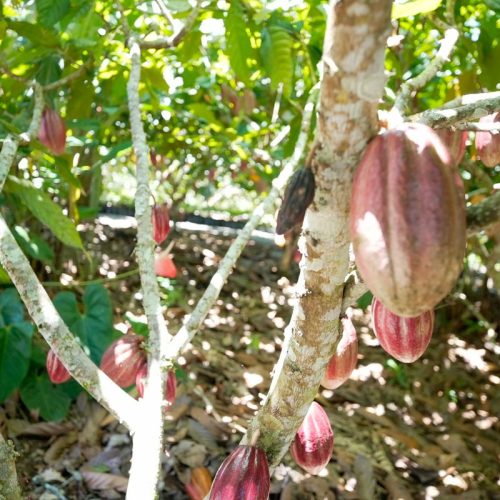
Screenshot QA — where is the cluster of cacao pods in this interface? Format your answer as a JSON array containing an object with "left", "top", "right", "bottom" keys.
[{"left": 350, "top": 122, "right": 467, "bottom": 362}]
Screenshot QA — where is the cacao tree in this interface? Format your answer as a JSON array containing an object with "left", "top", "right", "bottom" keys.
[{"left": 0, "top": 0, "right": 499, "bottom": 498}]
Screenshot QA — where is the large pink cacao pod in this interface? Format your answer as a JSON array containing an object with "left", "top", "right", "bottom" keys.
[
  {"left": 39, "top": 107, "right": 66, "bottom": 155},
  {"left": 209, "top": 445, "right": 270, "bottom": 500},
  {"left": 290, "top": 402, "right": 334, "bottom": 475},
  {"left": 475, "top": 112, "right": 500, "bottom": 167},
  {"left": 434, "top": 128, "right": 467, "bottom": 166},
  {"left": 321, "top": 318, "right": 358, "bottom": 390},
  {"left": 135, "top": 364, "right": 176, "bottom": 406},
  {"left": 350, "top": 123, "right": 466, "bottom": 317},
  {"left": 46, "top": 349, "right": 71, "bottom": 384},
  {"left": 372, "top": 297, "right": 434, "bottom": 363},
  {"left": 100, "top": 335, "right": 146, "bottom": 388}
]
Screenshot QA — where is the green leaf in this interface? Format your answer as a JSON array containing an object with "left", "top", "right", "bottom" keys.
[
  {"left": 6, "top": 177, "right": 83, "bottom": 249},
  {"left": 0, "top": 267, "right": 11, "bottom": 284},
  {"left": 20, "top": 371, "right": 71, "bottom": 421},
  {"left": 165, "top": 0, "right": 191, "bottom": 12},
  {"left": 0, "top": 322, "right": 34, "bottom": 402},
  {"left": 7, "top": 20, "right": 60, "bottom": 47},
  {"left": 392, "top": 0, "right": 442, "bottom": 19},
  {"left": 261, "top": 25, "right": 294, "bottom": 97},
  {"left": 0, "top": 288, "right": 25, "bottom": 327},
  {"left": 53, "top": 284, "right": 115, "bottom": 363},
  {"left": 225, "top": 1, "right": 254, "bottom": 85},
  {"left": 36, "top": 0, "right": 70, "bottom": 27},
  {"left": 12, "top": 225, "right": 54, "bottom": 263}
]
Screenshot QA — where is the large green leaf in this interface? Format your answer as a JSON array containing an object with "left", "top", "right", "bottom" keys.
[
  {"left": 0, "top": 288, "right": 25, "bottom": 327},
  {"left": 392, "top": 0, "right": 442, "bottom": 19},
  {"left": 13, "top": 225, "right": 54, "bottom": 263},
  {"left": 0, "top": 322, "right": 34, "bottom": 402},
  {"left": 36, "top": 0, "right": 70, "bottom": 27},
  {"left": 261, "top": 25, "right": 294, "bottom": 97},
  {"left": 20, "top": 371, "right": 71, "bottom": 421},
  {"left": 6, "top": 177, "right": 83, "bottom": 249},
  {"left": 53, "top": 284, "right": 114, "bottom": 363},
  {"left": 7, "top": 20, "right": 60, "bottom": 47},
  {"left": 224, "top": 1, "right": 254, "bottom": 85}
]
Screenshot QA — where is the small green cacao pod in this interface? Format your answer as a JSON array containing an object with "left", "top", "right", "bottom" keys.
[{"left": 276, "top": 167, "right": 315, "bottom": 235}]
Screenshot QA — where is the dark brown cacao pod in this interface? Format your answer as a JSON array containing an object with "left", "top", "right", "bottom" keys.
[
  {"left": 209, "top": 445, "right": 270, "bottom": 500},
  {"left": 46, "top": 349, "right": 71, "bottom": 384},
  {"left": 290, "top": 402, "right": 334, "bottom": 475},
  {"left": 152, "top": 203, "right": 171, "bottom": 245},
  {"left": 372, "top": 297, "right": 434, "bottom": 363},
  {"left": 185, "top": 467, "right": 212, "bottom": 500},
  {"left": 434, "top": 128, "right": 467, "bottom": 166},
  {"left": 475, "top": 112, "right": 500, "bottom": 167},
  {"left": 100, "top": 335, "right": 146, "bottom": 388},
  {"left": 39, "top": 107, "right": 66, "bottom": 156},
  {"left": 135, "top": 364, "right": 176, "bottom": 406},
  {"left": 321, "top": 318, "right": 358, "bottom": 390},
  {"left": 350, "top": 123, "right": 466, "bottom": 317},
  {"left": 276, "top": 167, "right": 315, "bottom": 235}
]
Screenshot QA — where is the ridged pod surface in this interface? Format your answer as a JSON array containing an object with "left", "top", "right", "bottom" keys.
[
  {"left": 321, "top": 318, "right": 358, "bottom": 390},
  {"left": 100, "top": 335, "right": 146, "bottom": 388},
  {"left": 135, "top": 364, "right": 176, "bottom": 407},
  {"left": 209, "top": 445, "right": 270, "bottom": 500},
  {"left": 46, "top": 349, "right": 71, "bottom": 384},
  {"left": 434, "top": 128, "right": 467, "bottom": 166},
  {"left": 350, "top": 123, "right": 466, "bottom": 317},
  {"left": 152, "top": 203, "right": 171, "bottom": 245},
  {"left": 39, "top": 107, "right": 66, "bottom": 155},
  {"left": 290, "top": 402, "right": 334, "bottom": 475},
  {"left": 372, "top": 297, "right": 434, "bottom": 363},
  {"left": 475, "top": 112, "right": 500, "bottom": 167}
]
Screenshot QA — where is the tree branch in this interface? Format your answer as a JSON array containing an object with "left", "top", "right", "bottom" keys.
[
  {"left": 244, "top": 0, "right": 393, "bottom": 466},
  {"left": 444, "top": 122, "right": 500, "bottom": 132},
  {"left": 125, "top": 38, "right": 172, "bottom": 499},
  {"left": 140, "top": 0, "right": 204, "bottom": 49},
  {"left": 0, "top": 433, "right": 21, "bottom": 500},
  {"left": 466, "top": 191, "right": 500, "bottom": 237},
  {"left": 0, "top": 215, "right": 138, "bottom": 430},
  {"left": 410, "top": 94, "right": 500, "bottom": 127},
  {"left": 164, "top": 84, "right": 320, "bottom": 360},
  {"left": 393, "top": 28, "right": 459, "bottom": 114}
]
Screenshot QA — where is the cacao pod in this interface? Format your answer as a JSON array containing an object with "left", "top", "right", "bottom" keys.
[
  {"left": 186, "top": 467, "right": 212, "bottom": 500},
  {"left": 321, "top": 318, "right": 358, "bottom": 390},
  {"left": 276, "top": 167, "right": 315, "bottom": 235},
  {"left": 154, "top": 251, "right": 177, "bottom": 278},
  {"left": 46, "top": 349, "right": 71, "bottom": 384},
  {"left": 435, "top": 128, "right": 467, "bottom": 166},
  {"left": 100, "top": 335, "right": 146, "bottom": 388},
  {"left": 475, "top": 112, "right": 500, "bottom": 167},
  {"left": 372, "top": 297, "right": 434, "bottom": 363},
  {"left": 135, "top": 364, "right": 176, "bottom": 406},
  {"left": 350, "top": 123, "right": 466, "bottom": 317},
  {"left": 39, "top": 107, "right": 66, "bottom": 156},
  {"left": 209, "top": 445, "right": 270, "bottom": 500},
  {"left": 290, "top": 401, "right": 334, "bottom": 475},
  {"left": 152, "top": 203, "right": 171, "bottom": 245}
]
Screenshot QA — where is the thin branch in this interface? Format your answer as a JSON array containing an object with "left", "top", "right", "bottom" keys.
[
  {"left": 466, "top": 191, "right": 500, "bottom": 237},
  {"left": 155, "top": 0, "right": 176, "bottom": 31},
  {"left": 441, "top": 91, "right": 500, "bottom": 109},
  {"left": 125, "top": 38, "right": 171, "bottom": 499},
  {"left": 42, "top": 62, "right": 90, "bottom": 91},
  {"left": 0, "top": 433, "right": 22, "bottom": 500},
  {"left": 410, "top": 94, "right": 500, "bottom": 127},
  {"left": 393, "top": 28, "right": 459, "bottom": 114},
  {"left": 164, "top": 84, "right": 320, "bottom": 361},
  {"left": 0, "top": 215, "right": 138, "bottom": 430},
  {"left": 140, "top": 0, "right": 204, "bottom": 49},
  {"left": 440, "top": 121, "right": 500, "bottom": 132}
]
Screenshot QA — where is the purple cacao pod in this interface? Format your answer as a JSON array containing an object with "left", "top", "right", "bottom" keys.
[
  {"left": 434, "top": 128, "right": 467, "bottom": 166},
  {"left": 210, "top": 445, "right": 270, "bottom": 500},
  {"left": 135, "top": 364, "right": 176, "bottom": 406},
  {"left": 152, "top": 203, "right": 171, "bottom": 245},
  {"left": 321, "top": 318, "right": 358, "bottom": 390},
  {"left": 46, "top": 349, "right": 71, "bottom": 384},
  {"left": 350, "top": 123, "right": 466, "bottom": 317},
  {"left": 39, "top": 107, "right": 66, "bottom": 156},
  {"left": 100, "top": 335, "right": 146, "bottom": 388},
  {"left": 290, "top": 402, "right": 334, "bottom": 475},
  {"left": 475, "top": 112, "right": 500, "bottom": 167},
  {"left": 372, "top": 297, "right": 434, "bottom": 363}
]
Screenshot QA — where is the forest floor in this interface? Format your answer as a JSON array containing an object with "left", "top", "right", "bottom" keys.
[{"left": 3, "top": 216, "right": 500, "bottom": 499}]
